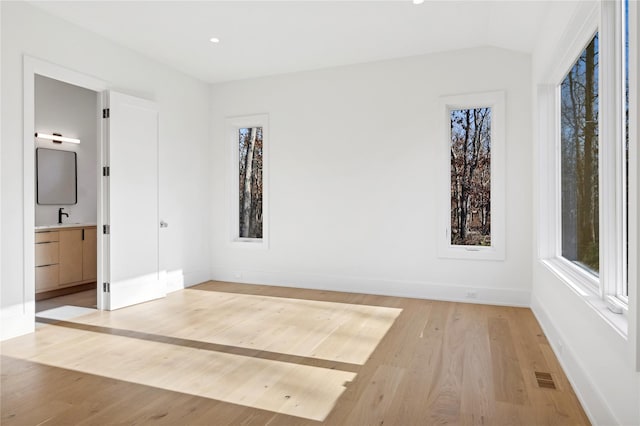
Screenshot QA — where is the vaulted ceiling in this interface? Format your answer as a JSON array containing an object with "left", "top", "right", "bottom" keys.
[{"left": 29, "top": 1, "right": 557, "bottom": 83}]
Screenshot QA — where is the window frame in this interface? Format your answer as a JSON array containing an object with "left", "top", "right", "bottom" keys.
[
  {"left": 538, "top": 0, "right": 636, "bottom": 335},
  {"left": 227, "top": 114, "right": 269, "bottom": 249},
  {"left": 438, "top": 91, "right": 506, "bottom": 261},
  {"left": 616, "top": 0, "right": 631, "bottom": 302},
  {"left": 554, "top": 30, "right": 602, "bottom": 294}
]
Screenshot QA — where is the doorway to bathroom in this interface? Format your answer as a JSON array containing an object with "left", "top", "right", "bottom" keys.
[
  {"left": 23, "top": 57, "right": 165, "bottom": 331},
  {"left": 32, "top": 74, "right": 101, "bottom": 320}
]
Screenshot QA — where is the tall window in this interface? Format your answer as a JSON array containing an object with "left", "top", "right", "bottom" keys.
[
  {"left": 560, "top": 34, "right": 600, "bottom": 275},
  {"left": 238, "top": 127, "right": 263, "bottom": 239},
  {"left": 439, "top": 91, "right": 505, "bottom": 261},
  {"left": 450, "top": 108, "right": 492, "bottom": 246},
  {"left": 228, "top": 114, "right": 269, "bottom": 246},
  {"left": 541, "top": 0, "right": 636, "bottom": 321}
]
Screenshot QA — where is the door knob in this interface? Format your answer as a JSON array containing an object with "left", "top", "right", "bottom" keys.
[{"left": 160, "top": 220, "right": 168, "bottom": 228}]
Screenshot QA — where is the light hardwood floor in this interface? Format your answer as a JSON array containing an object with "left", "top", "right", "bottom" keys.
[{"left": 1, "top": 281, "right": 589, "bottom": 425}]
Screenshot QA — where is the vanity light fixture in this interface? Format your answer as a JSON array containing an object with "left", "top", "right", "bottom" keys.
[{"left": 35, "top": 132, "right": 80, "bottom": 144}]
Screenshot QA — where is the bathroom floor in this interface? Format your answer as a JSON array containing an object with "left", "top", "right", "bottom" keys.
[{"left": 35, "top": 288, "right": 96, "bottom": 313}]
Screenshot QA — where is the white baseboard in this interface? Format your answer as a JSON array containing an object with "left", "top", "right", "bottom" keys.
[
  {"left": 166, "top": 269, "right": 185, "bottom": 293},
  {"left": 530, "top": 295, "right": 617, "bottom": 426},
  {"left": 1, "top": 305, "right": 35, "bottom": 341},
  {"left": 147, "top": 269, "right": 210, "bottom": 293},
  {"left": 165, "top": 268, "right": 212, "bottom": 294},
  {"left": 109, "top": 272, "right": 167, "bottom": 310},
  {"left": 209, "top": 267, "right": 530, "bottom": 307}
]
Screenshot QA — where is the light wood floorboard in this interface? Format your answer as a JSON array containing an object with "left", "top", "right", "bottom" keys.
[{"left": 1, "top": 281, "right": 589, "bottom": 425}]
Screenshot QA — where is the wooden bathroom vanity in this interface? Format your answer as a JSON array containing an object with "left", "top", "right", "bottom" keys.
[{"left": 35, "top": 225, "right": 97, "bottom": 299}]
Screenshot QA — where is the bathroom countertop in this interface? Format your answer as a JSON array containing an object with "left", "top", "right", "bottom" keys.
[{"left": 35, "top": 223, "right": 97, "bottom": 230}]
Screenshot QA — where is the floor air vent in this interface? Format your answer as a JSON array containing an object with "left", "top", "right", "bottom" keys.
[{"left": 534, "top": 371, "right": 556, "bottom": 389}]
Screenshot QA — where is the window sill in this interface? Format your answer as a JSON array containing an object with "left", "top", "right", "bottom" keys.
[
  {"left": 438, "top": 245, "right": 505, "bottom": 261},
  {"left": 541, "top": 258, "right": 628, "bottom": 338},
  {"left": 230, "top": 238, "right": 269, "bottom": 250}
]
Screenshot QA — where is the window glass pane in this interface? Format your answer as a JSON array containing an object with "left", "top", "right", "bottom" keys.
[
  {"left": 450, "top": 107, "right": 491, "bottom": 246},
  {"left": 238, "top": 127, "right": 263, "bottom": 238},
  {"left": 560, "top": 34, "right": 599, "bottom": 275}
]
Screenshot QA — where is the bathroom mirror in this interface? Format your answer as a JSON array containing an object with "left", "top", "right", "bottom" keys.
[{"left": 36, "top": 148, "right": 77, "bottom": 205}]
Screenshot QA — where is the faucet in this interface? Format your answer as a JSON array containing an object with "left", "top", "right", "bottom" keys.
[{"left": 58, "top": 207, "right": 69, "bottom": 224}]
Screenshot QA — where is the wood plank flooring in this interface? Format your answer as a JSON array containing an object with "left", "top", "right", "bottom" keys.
[{"left": 1, "top": 281, "right": 590, "bottom": 425}]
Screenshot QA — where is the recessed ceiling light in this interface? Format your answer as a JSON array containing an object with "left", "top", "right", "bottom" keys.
[
  {"left": 209, "top": 37, "right": 220, "bottom": 43},
  {"left": 413, "top": 0, "right": 425, "bottom": 4}
]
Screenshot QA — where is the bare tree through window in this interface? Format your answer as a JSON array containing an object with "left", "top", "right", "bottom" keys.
[
  {"left": 560, "top": 34, "right": 599, "bottom": 274},
  {"left": 450, "top": 107, "right": 492, "bottom": 246},
  {"left": 238, "top": 127, "right": 263, "bottom": 238}
]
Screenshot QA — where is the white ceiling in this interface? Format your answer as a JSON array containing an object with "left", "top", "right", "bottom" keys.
[{"left": 29, "top": 1, "right": 555, "bottom": 84}]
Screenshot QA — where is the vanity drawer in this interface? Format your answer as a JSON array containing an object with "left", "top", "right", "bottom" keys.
[
  {"left": 35, "top": 264, "right": 59, "bottom": 291},
  {"left": 35, "top": 231, "right": 59, "bottom": 243},
  {"left": 35, "top": 242, "right": 59, "bottom": 266}
]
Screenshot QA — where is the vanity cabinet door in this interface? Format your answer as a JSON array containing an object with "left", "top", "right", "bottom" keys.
[
  {"left": 35, "top": 242, "right": 59, "bottom": 267},
  {"left": 35, "top": 231, "right": 60, "bottom": 292},
  {"left": 82, "top": 228, "right": 97, "bottom": 281},
  {"left": 36, "top": 265, "right": 59, "bottom": 291},
  {"left": 59, "top": 229, "right": 83, "bottom": 285}
]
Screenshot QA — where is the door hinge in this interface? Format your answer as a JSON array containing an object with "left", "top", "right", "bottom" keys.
[
  {"left": 103, "top": 224, "right": 110, "bottom": 234},
  {"left": 103, "top": 282, "right": 110, "bottom": 293},
  {"left": 102, "top": 108, "right": 110, "bottom": 119},
  {"left": 103, "top": 166, "right": 110, "bottom": 176}
]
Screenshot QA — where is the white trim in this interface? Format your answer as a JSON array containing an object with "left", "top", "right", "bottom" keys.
[
  {"left": 438, "top": 91, "right": 506, "bottom": 261},
  {"left": 108, "top": 271, "right": 166, "bottom": 311},
  {"left": 543, "top": 2, "right": 600, "bottom": 85},
  {"left": 0, "top": 0, "right": 2, "bottom": 343},
  {"left": 615, "top": 0, "right": 630, "bottom": 302},
  {"left": 165, "top": 268, "right": 211, "bottom": 293},
  {"left": 545, "top": 257, "right": 599, "bottom": 294},
  {"left": 553, "top": 83, "right": 564, "bottom": 267},
  {"left": 210, "top": 266, "right": 530, "bottom": 307},
  {"left": 98, "top": 91, "right": 108, "bottom": 311},
  {"left": 12, "top": 56, "right": 107, "bottom": 340},
  {"left": 536, "top": 1, "right": 636, "bottom": 356},
  {"left": 165, "top": 269, "right": 185, "bottom": 293},
  {"left": 600, "top": 0, "right": 626, "bottom": 303},
  {"left": 531, "top": 295, "right": 619, "bottom": 426},
  {"left": 536, "top": 84, "right": 559, "bottom": 260},
  {"left": 0, "top": 305, "right": 33, "bottom": 341},
  {"left": 627, "top": 0, "right": 639, "bottom": 371},
  {"left": 226, "top": 114, "right": 269, "bottom": 249},
  {"left": 542, "top": 258, "right": 627, "bottom": 336}
]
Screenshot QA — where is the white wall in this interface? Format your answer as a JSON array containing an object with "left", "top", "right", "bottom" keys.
[
  {"left": 210, "top": 47, "right": 533, "bottom": 306},
  {"left": 34, "top": 75, "right": 98, "bottom": 226},
  {"left": 1, "top": 1, "right": 212, "bottom": 338},
  {"left": 531, "top": 1, "right": 640, "bottom": 425}
]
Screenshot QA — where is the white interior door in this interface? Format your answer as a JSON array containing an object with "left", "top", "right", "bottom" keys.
[{"left": 102, "top": 91, "right": 165, "bottom": 310}]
